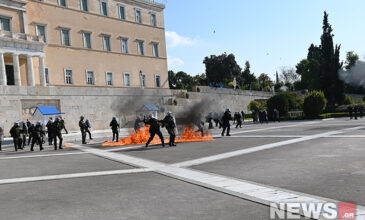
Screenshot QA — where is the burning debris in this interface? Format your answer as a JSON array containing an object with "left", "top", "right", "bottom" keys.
[{"left": 102, "top": 125, "right": 215, "bottom": 147}]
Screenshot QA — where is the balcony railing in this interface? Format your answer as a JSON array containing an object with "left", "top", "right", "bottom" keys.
[
  {"left": 140, "top": 0, "right": 165, "bottom": 7},
  {"left": 0, "top": 30, "right": 45, "bottom": 43}
]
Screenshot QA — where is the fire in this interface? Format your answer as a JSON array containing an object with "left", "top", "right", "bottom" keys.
[
  {"left": 102, "top": 125, "right": 215, "bottom": 147},
  {"left": 64, "top": 143, "right": 71, "bottom": 148}
]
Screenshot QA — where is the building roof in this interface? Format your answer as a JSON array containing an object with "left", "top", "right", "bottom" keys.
[
  {"left": 138, "top": 104, "right": 159, "bottom": 112},
  {"left": 33, "top": 106, "right": 62, "bottom": 116}
]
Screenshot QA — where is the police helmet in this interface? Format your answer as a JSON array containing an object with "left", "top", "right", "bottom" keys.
[
  {"left": 166, "top": 112, "right": 172, "bottom": 116},
  {"left": 226, "top": 108, "right": 230, "bottom": 112},
  {"left": 80, "top": 116, "right": 84, "bottom": 120}
]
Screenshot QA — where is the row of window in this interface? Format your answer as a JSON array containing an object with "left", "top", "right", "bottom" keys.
[
  {"left": 53, "top": 0, "right": 157, "bottom": 27},
  {"left": 63, "top": 69, "right": 161, "bottom": 88},
  {"left": 35, "top": 24, "right": 159, "bottom": 57}
]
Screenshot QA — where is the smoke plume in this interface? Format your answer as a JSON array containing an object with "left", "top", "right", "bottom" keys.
[
  {"left": 175, "top": 99, "right": 214, "bottom": 126},
  {"left": 339, "top": 61, "right": 365, "bottom": 87}
]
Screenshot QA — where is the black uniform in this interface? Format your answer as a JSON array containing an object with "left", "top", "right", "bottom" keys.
[
  {"left": 0, "top": 126, "right": 3, "bottom": 151},
  {"left": 85, "top": 120, "right": 92, "bottom": 140},
  {"left": 79, "top": 119, "right": 87, "bottom": 144},
  {"left": 27, "top": 123, "right": 34, "bottom": 145},
  {"left": 10, "top": 124, "right": 22, "bottom": 151},
  {"left": 221, "top": 110, "right": 233, "bottom": 136},
  {"left": 144, "top": 117, "right": 165, "bottom": 147},
  {"left": 206, "top": 113, "right": 213, "bottom": 129},
  {"left": 109, "top": 119, "right": 120, "bottom": 142},
  {"left": 60, "top": 119, "right": 68, "bottom": 134},
  {"left": 31, "top": 124, "right": 44, "bottom": 151},
  {"left": 46, "top": 120, "right": 54, "bottom": 145},
  {"left": 236, "top": 113, "right": 242, "bottom": 128},
  {"left": 53, "top": 119, "right": 63, "bottom": 150},
  {"left": 20, "top": 123, "right": 28, "bottom": 148},
  {"left": 354, "top": 106, "right": 358, "bottom": 120},
  {"left": 273, "top": 109, "right": 280, "bottom": 122},
  {"left": 161, "top": 115, "right": 176, "bottom": 146}
]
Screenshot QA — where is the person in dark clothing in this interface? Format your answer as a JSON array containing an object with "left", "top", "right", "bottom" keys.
[
  {"left": 109, "top": 117, "right": 120, "bottom": 142},
  {"left": 59, "top": 117, "right": 68, "bottom": 134},
  {"left": 0, "top": 126, "right": 3, "bottom": 151},
  {"left": 160, "top": 112, "right": 176, "bottom": 146},
  {"left": 354, "top": 105, "right": 358, "bottom": 120},
  {"left": 10, "top": 122, "right": 22, "bottom": 151},
  {"left": 20, "top": 122, "right": 28, "bottom": 149},
  {"left": 263, "top": 110, "right": 269, "bottom": 124},
  {"left": 273, "top": 109, "right": 280, "bottom": 122},
  {"left": 233, "top": 112, "right": 238, "bottom": 124},
  {"left": 30, "top": 122, "right": 44, "bottom": 151},
  {"left": 144, "top": 114, "right": 165, "bottom": 148},
  {"left": 252, "top": 110, "right": 258, "bottom": 123},
  {"left": 360, "top": 105, "right": 364, "bottom": 118},
  {"left": 221, "top": 108, "right": 233, "bottom": 136},
  {"left": 79, "top": 116, "right": 87, "bottom": 144},
  {"left": 53, "top": 117, "right": 63, "bottom": 150},
  {"left": 46, "top": 118, "right": 54, "bottom": 145},
  {"left": 85, "top": 119, "right": 92, "bottom": 140},
  {"left": 236, "top": 112, "right": 242, "bottom": 128},
  {"left": 27, "top": 123, "right": 34, "bottom": 145},
  {"left": 206, "top": 113, "right": 213, "bottom": 129},
  {"left": 348, "top": 106, "right": 353, "bottom": 119}
]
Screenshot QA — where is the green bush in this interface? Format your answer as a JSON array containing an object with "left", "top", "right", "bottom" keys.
[
  {"left": 320, "top": 112, "right": 349, "bottom": 119},
  {"left": 248, "top": 100, "right": 261, "bottom": 112},
  {"left": 344, "top": 95, "right": 355, "bottom": 105},
  {"left": 266, "top": 93, "right": 290, "bottom": 119},
  {"left": 303, "top": 91, "right": 327, "bottom": 118}
]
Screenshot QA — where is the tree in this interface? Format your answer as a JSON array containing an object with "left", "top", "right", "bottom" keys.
[
  {"left": 241, "top": 61, "right": 258, "bottom": 89},
  {"left": 303, "top": 91, "right": 327, "bottom": 118},
  {"left": 296, "top": 59, "right": 321, "bottom": 91},
  {"left": 193, "top": 73, "right": 208, "bottom": 86},
  {"left": 258, "top": 73, "right": 273, "bottom": 90},
  {"left": 280, "top": 67, "right": 299, "bottom": 85},
  {"left": 203, "top": 53, "right": 242, "bottom": 85},
  {"left": 345, "top": 51, "right": 359, "bottom": 70},
  {"left": 168, "top": 70, "right": 194, "bottom": 91},
  {"left": 168, "top": 70, "right": 177, "bottom": 89}
]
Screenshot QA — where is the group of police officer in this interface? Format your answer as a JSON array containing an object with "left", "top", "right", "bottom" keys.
[{"left": 8, "top": 116, "right": 67, "bottom": 152}]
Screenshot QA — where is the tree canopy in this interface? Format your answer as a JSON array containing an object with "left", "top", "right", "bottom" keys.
[{"left": 203, "top": 53, "right": 242, "bottom": 84}]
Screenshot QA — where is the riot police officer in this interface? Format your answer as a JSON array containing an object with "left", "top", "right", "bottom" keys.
[
  {"left": 109, "top": 117, "right": 120, "bottom": 142},
  {"left": 53, "top": 117, "right": 64, "bottom": 150},
  {"left": 221, "top": 108, "right": 233, "bottom": 136},
  {"left": 79, "top": 116, "right": 87, "bottom": 144},
  {"left": 31, "top": 122, "right": 45, "bottom": 151},
  {"left": 10, "top": 122, "right": 22, "bottom": 151},
  {"left": 144, "top": 114, "right": 165, "bottom": 148},
  {"left": 161, "top": 112, "right": 177, "bottom": 146}
]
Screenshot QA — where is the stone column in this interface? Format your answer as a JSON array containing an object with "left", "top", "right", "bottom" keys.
[
  {"left": 13, "top": 54, "right": 21, "bottom": 86},
  {"left": 27, "top": 55, "right": 35, "bottom": 86},
  {"left": 39, "top": 56, "right": 46, "bottom": 86},
  {"left": 0, "top": 53, "right": 6, "bottom": 85}
]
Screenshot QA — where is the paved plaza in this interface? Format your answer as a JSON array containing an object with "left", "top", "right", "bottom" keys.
[{"left": 0, "top": 118, "right": 365, "bottom": 219}]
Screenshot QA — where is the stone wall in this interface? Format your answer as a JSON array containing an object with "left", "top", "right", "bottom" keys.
[{"left": 0, "top": 85, "right": 273, "bottom": 135}]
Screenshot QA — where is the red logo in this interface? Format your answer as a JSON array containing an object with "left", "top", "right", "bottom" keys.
[{"left": 338, "top": 203, "right": 356, "bottom": 219}]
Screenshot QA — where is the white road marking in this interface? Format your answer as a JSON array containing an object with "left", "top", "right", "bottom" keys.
[
  {"left": 0, "top": 152, "right": 88, "bottom": 160},
  {"left": 0, "top": 168, "right": 151, "bottom": 185},
  {"left": 70, "top": 142, "right": 365, "bottom": 220},
  {"left": 172, "top": 125, "right": 365, "bottom": 168},
  {"left": 228, "top": 135, "right": 305, "bottom": 138}
]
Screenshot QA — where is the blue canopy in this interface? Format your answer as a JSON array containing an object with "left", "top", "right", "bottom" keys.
[
  {"left": 33, "top": 106, "right": 63, "bottom": 116},
  {"left": 140, "top": 104, "right": 159, "bottom": 111}
]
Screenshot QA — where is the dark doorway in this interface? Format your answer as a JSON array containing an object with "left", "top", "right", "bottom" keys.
[{"left": 6, "top": 65, "right": 14, "bottom": 85}]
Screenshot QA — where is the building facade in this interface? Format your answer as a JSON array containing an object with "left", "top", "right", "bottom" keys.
[{"left": 0, "top": 0, "right": 168, "bottom": 89}]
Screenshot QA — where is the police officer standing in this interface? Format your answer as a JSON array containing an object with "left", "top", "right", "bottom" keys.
[
  {"left": 0, "top": 126, "right": 3, "bottom": 151},
  {"left": 20, "top": 122, "right": 28, "bottom": 149},
  {"left": 10, "top": 122, "right": 22, "bottom": 151},
  {"left": 53, "top": 117, "right": 63, "bottom": 150},
  {"left": 110, "top": 117, "right": 120, "bottom": 142},
  {"left": 31, "top": 122, "right": 44, "bottom": 151},
  {"left": 161, "top": 112, "right": 177, "bottom": 147},
  {"left": 85, "top": 119, "right": 93, "bottom": 140},
  {"left": 46, "top": 117, "right": 54, "bottom": 145},
  {"left": 79, "top": 116, "right": 87, "bottom": 144},
  {"left": 236, "top": 112, "right": 242, "bottom": 128},
  {"left": 144, "top": 114, "right": 165, "bottom": 148},
  {"left": 221, "top": 108, "right": 233, "bottom": 136}
]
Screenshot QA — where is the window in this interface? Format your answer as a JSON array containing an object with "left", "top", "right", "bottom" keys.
[
  {"left": 83, "top": 32, "right": 92, "bottom": 49},
  {"left": 150, "top": 13, "right": 156, "bottom": 27},
  {"left": 101, "top": 1, "right": 108, "bottom": 16},
  {"left": 103, "top": 35, "right": 111, "bottom": 51},
  {"left": 152, "top": 43, "right": 159, "bottom": 57},
  {"left": 81, "top": 0, "right": 88, "bottom": 11},
  {"left": 155, "top": 75, "right": 161, "bottom": 88},
  {"left": 65, "top": 69, "right": 73, "bottom": 84},
  {"left": 124, "top": 73, "right": 130, "bottom": 86},
  {"left": 86, "top": 70, "right": 94, "bottom": 85},
  {"left": 135, "top": 9, "right": 142, "bottom": 23},
  {"left": 119, "top": 6, "right": 125, "bottom": 20},
  {"left": 36, "top": 25, "right": 46, "bottom": 42},
  {"left": 61, "top": 29, "right": 71, "bottom": 46},
  {"left": 59, "top": 0, "right": 67, "bottom": 7},
  {"left": 141, "top": 74, "right": 146, "bottom": 88},
  {"left": 137, "top": 41, "right": 144, "bottom": 55},
  {"left": 106, "top": 72, "right": 113, "bottom": 86},
  {"left": 121, "top": 38, "right": 128, "bottom": 54},
  {"left": 0, "top": 17, "right": 11, "bottom": 31},
  {"left": 45, "top": 68, "right": 50, "bottom": 84}
]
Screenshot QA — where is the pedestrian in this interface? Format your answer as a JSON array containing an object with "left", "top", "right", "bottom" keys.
[
  {"left": 236, "top": 112, "right": 242, "bottom": 128},
  {"left": 109, "top": 117, "right": 120, "bottom": 142},
  {"left": 354, "top": 105, "right": 358, "bottom": 120},
  {"left": 30, "top": 122, "right": 44, "bottom": 151},
  {"left": 160, "top": 112, "right": 177, "bottom": 146},
  {"left": 252, "top": 110, "right": 258, "bottom": 123},
  {"left": 273, "top": 109, "right": 280, "bottom": 122},
  {"left": 59, "top": 116, "right": 69, "bottom": 134},
  {"left": 85, "top": 119, "right": 93, "bottom": 140},
  {"left": 221, "top": 108, "right": 233, "bottom": 136},
  {"left": 144, "top": 114, "right": 164, "bottom": 148},
  {"left": 263, "top": 110, "right": 269, "bottom": 124},
  {"left": 0, "top": 126, "right": 3, "bottom": 151},
  {"left": 79, "top": 116, "right": 87, "bottom": 144},
  {"left": 233, "top": 112, "right": 238, "bottom": 124},
  {"left": 20, "top": 122, "right": 28, "bottom": 149},
  {"left": 53, "top": 117, "right": 63, "bottom": 150},
  {"left": 27, "top": 122, "right": 34, "bottom": 146},
  {"left": 348, "top": 106, "right": 353, "bottom": 119},
  {"left": 46, "top": 117, "right": 54, "bottom": 145},
  {"left": 10, "top": 122, "right": 22, "bottom": 151}
]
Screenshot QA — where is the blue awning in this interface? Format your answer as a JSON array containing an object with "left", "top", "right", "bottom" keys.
[
  {"left": 139, "top": 104, "right": 159, "bottom": 112},
  {"left": 33, "top": 106, "right": 63, "bottom": 116}
]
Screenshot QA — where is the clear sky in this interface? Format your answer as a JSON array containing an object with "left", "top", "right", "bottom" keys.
[{"left": 164, "top": 0, "right": 365, "bottom": 78}]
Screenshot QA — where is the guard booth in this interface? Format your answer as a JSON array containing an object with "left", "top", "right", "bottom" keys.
[
  {"left": 33, "top": 106, "right": 64, "bottom": 125},
  {"left": 136, "top": 104, "right": 159, "bottom": 119}
]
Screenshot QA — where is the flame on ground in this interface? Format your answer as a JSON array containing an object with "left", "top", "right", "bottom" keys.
[{"left": 102, "top": 125, "right": 215, "bottom": 147}]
